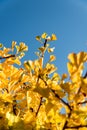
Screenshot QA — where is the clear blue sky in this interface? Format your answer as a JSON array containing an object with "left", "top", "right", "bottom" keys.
[{"left": 0, "top": 0, "right": 87, "bottom": 75}]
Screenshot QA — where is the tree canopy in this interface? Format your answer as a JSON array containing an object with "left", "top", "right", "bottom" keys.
[{"left": 0, "top": 33, "right": 87, "bottom": 130}]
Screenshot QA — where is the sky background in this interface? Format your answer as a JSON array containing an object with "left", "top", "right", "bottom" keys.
[{"left": 0, "top": 0, "right": 87, "bottom": 75}]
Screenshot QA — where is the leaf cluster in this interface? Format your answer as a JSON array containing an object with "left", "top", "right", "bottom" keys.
[{"left": 0, "top": 33, "right": 87, "bottom": 130}]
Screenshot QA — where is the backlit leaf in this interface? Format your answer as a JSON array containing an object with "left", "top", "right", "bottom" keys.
[
  {"left": 49, "top": 55, "right": 56, "bottom": 62},
  {"left": 48, "top": 47, "right": 55, "bottom": 53},
  {"left": 34, "top": 86, "right": 50, "bottom": 98},
  {"left": 36, "top": 36, "right": 41, "bottom": 41},
  {"left": 51, "top": 34, "right": 57, "bottom": 41},
  {"left": 68, "top": 53, "right": 77, "bottom": 65},
  {"left": 11, "top": 41, "right": 16, "bottom": 51},
  {"left": 0, "top": 43, "right": 3, "bottom": 48},
  {"left": 41, "top": 33, "right": 48, "bottom": 39}
]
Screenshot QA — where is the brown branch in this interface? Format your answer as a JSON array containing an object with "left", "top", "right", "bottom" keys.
[
  {"left": 0, "top": 54, "right": 15, "bottom": 60},
  {"left": 50, "top": 89, "right": 72, "bottom": 130},
  {"left": 44, "top": 39, "right": 47, "bottom": 47},
  {"left": 39, "top": 75, "right": 73, "bottom": 130},
  {"left": 78, "top": 100, "right": 87, "bottom": 105},
  {"left": 36, "top": 97, "right": 43, "bottom": 116},
  {"left": 39, "top": 76, "right": 72, "bottom": 111},
  {"left": 62, "top": 112, "right": 71, "bottom": 130},
  {"left": 51, "top": 89, "right": 72, "bottom": 111},
  {"left": 83, "top": 71, "right": 87, "bottom": 78}
]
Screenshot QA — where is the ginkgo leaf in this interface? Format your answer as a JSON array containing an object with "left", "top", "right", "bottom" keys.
[
  {"left": 46, "top": 63, "right": 57, "bottom": 74},
  {"left": 62, "top": 73, "right": 68, "bottom": 80},
  {"left": 24, "top": 61, "right": 31, "bottom": 71},
  {"left": 36, "top": 36, "right": 41, "bottom": 41},
  {"left": 45, "top": 101, "right": 54, "bottom": 114},
  {"left": 77, "top": 52, "right": 87, "bottom": 65},
  {"left": 47, "top": 47, "right": 55, "bottom": 53},
  {"left": 13, "top": 58, "right": 21, "bottom": 65},
  {"left": 16, "top": 42, "right": 28, "bottom": 53},
  {"left": 3, "top": 47, "right": 11, "bottom": 55},
  {"left": 11, "top": 41, "right": 16, "bottom": 51},
  {"left": 19, "top": 52, "right": 25, "bottom": 59},
  {"left": 60, "top": 82, "right": 70, "bottom": 93},
  {"left": 24, "top": 60, "right": 35, "bottom": 71},
  {"left": 0, "top": 43, "right": 3, "bottom": 48},
  {"left": 3, "top": 93, "right": 13, "bottom": 103},
  {"left": 46, "top": 36, "right": 51, "bottom": 41},
  {"left": 24, "top": 111, "right": 35, "bottom": 123},
  {"left": 34, "top": 86, "right": 50, "bottom": 98},
  {"left": 41, "top": 33, "right": 48, "bottom": 39},
  {"left": 52, "top": 72, "right": 60, "bottom": 82},
  {"left": 68, "top": 53, "right": 77, "bottom": 65},
  {"left": 67, "top": 62, "right": 73, "bottom": 75},
  {"left": 51, "top": 34, "right": 57, "bottom": 41},
  {"left": 20, "top": 42, "right": 28, "bottom": 51},
  {"left": 38, "top": 47, "right": 46, "bottom": 53},
  {"left": 6, "top": 112, "right": 23, "bottom": 128},
  {"left": 56, "top": 90, "right": 65, "bottom": 98},
  {"left": 6, "top": 57, "right": 21, "bottom": 65},
  {"left": 49, "top": 55, "right": 56, "bottom": 62}
]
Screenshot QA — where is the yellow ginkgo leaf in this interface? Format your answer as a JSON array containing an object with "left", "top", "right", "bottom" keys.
[
  {"left": 77, "top": 52, "right": 87, "bottom": 65},
  {"left": 48, "top": 47, "right": 55, "bottom": 53},
  {"left": 20, "top": 42, "right": 28, "bottom": 52},
  {"left": 51, "top": 34, "right": 57, "bottom": 41},
  {"left": 11, "top": 41, "right": 16, "bottom": 51},
  {"left": 0, "top": 43, "right": 3, "bottom": 48},
  {"left": 36, "top": 36, "right": 41, "bottom": 41},
  {"left": 41, "top": 33, "right": 48, "bottom": 39},
  {"left": 62, "top": 73, "right": 68, "bottom": 80},
  {"left": 67, "top": 62, "right": 73, "bottom": 75},
  {"left": 49, "top": 55, "right": 56, "bottom": 62},
  {"left": 68, "top": 53, "right": 77, "bottom": 65}
]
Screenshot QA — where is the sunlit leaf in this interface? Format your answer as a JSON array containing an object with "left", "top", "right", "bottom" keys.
[
  {"left": 34, "top": 86, "right": 50, "bottom": 98},
  {"left": 0, "top": 43, "right": 3, "bottom": 48},
  {"left": 68, "top": 53, "right": 77, "bottom": 65},
  {"left": 36, "top": 36, "right": 41, "bottom": 41},
  {"left": 51, "top": 34, "right": 57, "bottom": 41},
  {"left": 38, "top": 46, "right": 46, "bottom": 53},
  {"left": 49, "top": 55, "right": 56, "bottom": 62},
  {"left": 41, "top": 33, "right": 48, "bottom": 39},
  {"left": 11, "top": 41, "right": 16, "bottom": 51},
  {"left": 47, "top": 47, "right": 55, "bottom": 53},
  {"left": 52, "top": 73, "right": 60, "bottom": 82},
  {"left": 16, "top": 42, "right": 28, "bottom": 53},
  {"left": 62, "top": 73, "right": 68, "bottom": 80},
  {"left": 45, "top": 101, "right": 54, "bottom": 114},
  {"left": 77, "top": 51, "right": 87, "bottom": 65}
]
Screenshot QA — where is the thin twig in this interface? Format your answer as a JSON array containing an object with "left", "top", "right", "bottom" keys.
[
  {"left": 51, "top": 89, "right": 72, "bottom": 111},
  {"left": 36, "top": 97, "right": 43, "bottom": 116},
  {"left": 0, "top": 54, "right": 15, "bottom": 59},
  {"left": 78, "top": 100, "right": 87, "bottom": 105}
]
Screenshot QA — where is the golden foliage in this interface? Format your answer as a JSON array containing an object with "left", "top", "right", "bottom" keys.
[{"left": 0, "top": 33, "right": 87, "bottom": 130}]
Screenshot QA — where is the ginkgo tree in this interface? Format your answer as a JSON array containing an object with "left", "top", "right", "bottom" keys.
[{"left": 0, "top": 33, "right": 87, "bottom": 130}]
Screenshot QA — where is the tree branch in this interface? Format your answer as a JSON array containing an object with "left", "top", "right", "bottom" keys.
[
  {"left": 39, "top": 76, "right": 72, "bottom": 111},
  {"left": 62, "top": 112, "right": 71, "bottom": 130},
  {"left": 0, "top": 54, "right": 15, "bottom": 60},
  {"left": 36, "top": 97, "right": 43, "bottom": 116},
  {"left": 51, "top": 89, "right": 72, "bottom": 111},
  {"left": 78, "top": 100, "right": 87, "bottom": 105}
]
